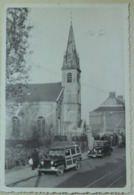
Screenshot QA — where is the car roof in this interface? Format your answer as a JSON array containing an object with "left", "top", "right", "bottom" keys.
[
  {"left": 50, "top": 144, "right": 79, "bottom": 150},
  {"left": 94, "top": 140, "right": 109, "bottom": 143}
]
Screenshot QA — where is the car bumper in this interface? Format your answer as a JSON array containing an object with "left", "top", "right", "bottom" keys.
[
  {"left": 87, "top": 153, "right": 103, "bottom": 157},
  {"left": 38, "top": 167, "right": 58, "bottom": 172}
]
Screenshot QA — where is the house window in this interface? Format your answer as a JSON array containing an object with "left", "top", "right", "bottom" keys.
[
  {"left": 67, "top": 73, "right": 72, "bottom": 83},
  {"left": 12, "top": 116, "right": 20, "bottom": 138},
  {"left": 37, "top": 116, "right": 45, "bottom": 134}
]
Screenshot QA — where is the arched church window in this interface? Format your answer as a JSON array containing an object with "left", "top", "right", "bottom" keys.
[
  {"left": 12, "top": 116, "right": 20, "bottom": 138},
  {"left": 67, "top": 73, "right": 72, "bottom": 83},
  {"left": 37, "top": 116, "right": 45, "bottom": 134}
]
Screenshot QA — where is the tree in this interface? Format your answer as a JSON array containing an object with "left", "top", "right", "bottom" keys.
[{"left": 6, "top": 8, "right": 32, "bottom": 102}]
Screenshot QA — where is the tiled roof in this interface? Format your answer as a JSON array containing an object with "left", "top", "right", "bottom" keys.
[
  {"left": 62, "top": 24, "right": 80, "bottom": 71},
  {"left": 94, "top": 106, "right": 125, "bottom": 112},
  {"left": 25, "top": 82, "right": 62, "bottom": 102},
  {"left": 91, "top": 92, "right": 125, "bottom": 113},
  {"left": 7, "top": 82, "right": 62, "bottom": 102},
  {"left": 101, "top": 97, "right": 124, "bottom": 107}
]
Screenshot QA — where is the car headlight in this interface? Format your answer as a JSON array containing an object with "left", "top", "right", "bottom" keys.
[
  {"left": 94, "top": 149, "right": 96, "bottom": 152},
  {"left": 41, "top": 161, "right": 44, "bottom": 165},
  {"left": 88, "top": 150, "right": 91, "bottom": 154},
  {"left": 51, "top": 161, "right": 54, "bottom": 165},
  {"left": 98, "top": 150, "right": 102, "bottom": 153}
]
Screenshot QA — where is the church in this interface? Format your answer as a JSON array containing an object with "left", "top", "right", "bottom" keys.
[{"left": 6, "top": 24, "right": 85, "bottom": 141}]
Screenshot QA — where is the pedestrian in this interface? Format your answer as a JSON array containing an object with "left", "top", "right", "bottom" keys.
[
  {"left": 31, "top": 148, "right": 39, "bottom": 170},
  {"left": 28, "top": 156, "right": 33, "bottom": 167},
  {"left": 44, "top": 152, "right": 48, "bottom": 159}
]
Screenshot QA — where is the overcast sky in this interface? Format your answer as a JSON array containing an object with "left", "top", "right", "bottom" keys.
[{"left": 27, "top": 5, "right": 128, "bottom": 123}]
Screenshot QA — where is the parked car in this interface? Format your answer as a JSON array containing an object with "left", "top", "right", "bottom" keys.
[
  {"left": 87, "top": 140, "right": 113, "bottom": 158},
  {"left": 38, "top": 144, "right": 82, "bottom": 176}
]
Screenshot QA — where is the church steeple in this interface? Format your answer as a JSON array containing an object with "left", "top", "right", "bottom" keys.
[
  {"left": 66, "top": 24, "right": 76, "bottom": 56},
  {"left": 61, "top": 23, "right": 81, "bottom": 133},
  {"left": 62, "top": 24, "right": 80, "bottom": 72}
]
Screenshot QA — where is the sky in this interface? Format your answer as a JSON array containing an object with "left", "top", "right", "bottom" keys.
[{"left": 26, "top": 5, "right": 128, "bottom": 123}]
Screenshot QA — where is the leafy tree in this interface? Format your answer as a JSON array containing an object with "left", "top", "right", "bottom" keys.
[{"left": 6, "top": 8, "right": 32, "bottom": 102}]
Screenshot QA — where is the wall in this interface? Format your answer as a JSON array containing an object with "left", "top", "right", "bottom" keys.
[
  {"left": 6, "top": 101, "right": 57, "bottom": 140},
  {"left": 90, "top": 111, "right": 125, "bottom": 135},
  {"left": 62, "top": 69, "right": 81, "bottom": 133}
]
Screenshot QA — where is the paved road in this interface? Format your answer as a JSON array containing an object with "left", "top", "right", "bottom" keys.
[{"left": 11, "top": 147, "right": 126, "bottom": 188}]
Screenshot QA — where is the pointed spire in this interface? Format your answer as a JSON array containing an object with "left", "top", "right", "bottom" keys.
[
  {"left": 66, "top": 24, "right": 76, "bottom": 55},
  {"left": 70, "top": 11, "right": 72, "bottom": 25},
  {"left": 62, "top": 24, "right": 80, "bottom": 71}
]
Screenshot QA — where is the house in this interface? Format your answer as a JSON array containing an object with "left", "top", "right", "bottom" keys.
[{"left": 89, "top": 92, "right": 125, "bottom": 135}]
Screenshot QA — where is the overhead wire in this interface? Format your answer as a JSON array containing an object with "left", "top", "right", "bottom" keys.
[{"left": 30, "top": 22, "right": 112, "bottom": 96}]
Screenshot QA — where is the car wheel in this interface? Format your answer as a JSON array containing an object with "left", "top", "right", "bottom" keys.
[
  {"left": 75, "top": 160, "right": 81, "bottom": 170},
  {"left": 38, "top": 171, "right": 42, "bottom": 176},
  {"left": 56, "top": 165, "right": 64, "bottom": 176}
]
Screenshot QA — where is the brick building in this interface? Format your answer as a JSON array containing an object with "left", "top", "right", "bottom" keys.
[{"left": 89, "top": 92, "right": 125, "bottom": 135}]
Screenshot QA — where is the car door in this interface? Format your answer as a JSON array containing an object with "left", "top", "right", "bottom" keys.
[
  {"left": 71, "top": 147, "right": 77, "bottom": 165},
  {"left": 103, "top": 142, "right": 107, "bottom": 155},
  {"left": 65, "top": 149, "right": 73, "bottom": 169},
  {"left": 105, "top": 142, "right": 109, "bottom": 154}
]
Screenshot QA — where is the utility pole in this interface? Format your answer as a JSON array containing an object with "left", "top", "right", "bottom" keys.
[
  {"left": 86, "top": 126, "right": 94, "bottom": 150},
  {"left": 103, "top": 112, "right": 106, "bottom": 134}
]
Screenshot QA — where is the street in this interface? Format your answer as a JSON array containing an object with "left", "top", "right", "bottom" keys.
[{"left": 8, "top": 147, "right": 126, "bottom": 188}]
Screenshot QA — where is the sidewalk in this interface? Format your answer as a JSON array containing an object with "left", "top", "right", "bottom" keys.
[
  {"left": 5, "top": 166, "right": 37, "bottom": 186},
  {"left": 5, "top": 152, "right": 88, "bottom": 186}
]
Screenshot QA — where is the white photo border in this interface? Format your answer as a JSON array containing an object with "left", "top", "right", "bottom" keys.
[{"left": 0, "top": 1, "right": 132, "bottom": 194}]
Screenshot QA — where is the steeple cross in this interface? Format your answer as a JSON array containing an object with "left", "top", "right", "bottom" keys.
[{"left": 70, "top": 11, "right": 72, "bottom": 25}]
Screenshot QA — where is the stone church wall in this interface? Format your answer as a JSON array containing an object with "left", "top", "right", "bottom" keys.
[{"left": 6, "top": 101, "right": 58, "bottom": 140}]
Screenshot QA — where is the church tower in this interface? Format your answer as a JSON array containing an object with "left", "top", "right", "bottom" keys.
[{"left": 62, "top": 24, "right": 81, "bottom": 133}]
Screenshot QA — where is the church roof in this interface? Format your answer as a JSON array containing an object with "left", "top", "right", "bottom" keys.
[
  {"left": 25, "top": 82, "right": 62, "bottom": 102},
  {"left": 7, "top": 82, "right": 63, "bottom": 102},
  {"left": 91, "top": 92, "right": 125, "bottom": 112},
  {"left": 62, "top": 24, "right": 80, "bottom": 71},
  {"left": 66, "top": 24, "right": 76, "bottom": 55}
]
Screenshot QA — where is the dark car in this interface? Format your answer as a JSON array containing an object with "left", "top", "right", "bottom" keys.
[
  {"left": 87, "top": 140, "right": 113, "bottom": 158},
  {"left": 38, "top": 144, "right": 82, "bottom": 176}
]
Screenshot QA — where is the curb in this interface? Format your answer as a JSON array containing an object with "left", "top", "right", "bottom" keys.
[
  {"left": 6, "top": 160, "right": 89, "bottom": 187},
  {"left": 6, "top": 153, "right": 89, "bottom": 187},
  {"left": 6, "top": 174, "right": 38, "bottom": 187},
  {"left": 6, "top": 148, "right": 120, "bottom": 186}
]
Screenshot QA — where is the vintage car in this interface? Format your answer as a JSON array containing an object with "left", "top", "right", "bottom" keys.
[
  {"left": 38, "top": 144, "right": 82, "bottom": 176},
  {"left": 87, "top": 140, "right": 113, "bottom": 158}
]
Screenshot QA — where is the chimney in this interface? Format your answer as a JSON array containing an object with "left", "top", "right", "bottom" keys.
[
  {"left": 109, "top": 92, "right": 116, "bottom": 98},
  {"left": 118, "top": 95, "right": 123, "bottom": 101}
]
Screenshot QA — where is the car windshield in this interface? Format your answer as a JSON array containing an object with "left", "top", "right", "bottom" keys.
[
  {"left": 49, "top": 149, "right": 65, "bottom": 157},
  {"left": 94, "top": 142, "right": 105, "bottom": 147}
]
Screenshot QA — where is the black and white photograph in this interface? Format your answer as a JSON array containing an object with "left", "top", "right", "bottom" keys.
[{"left": 0, "top": 2, "right": 131, "bottom": 193}]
